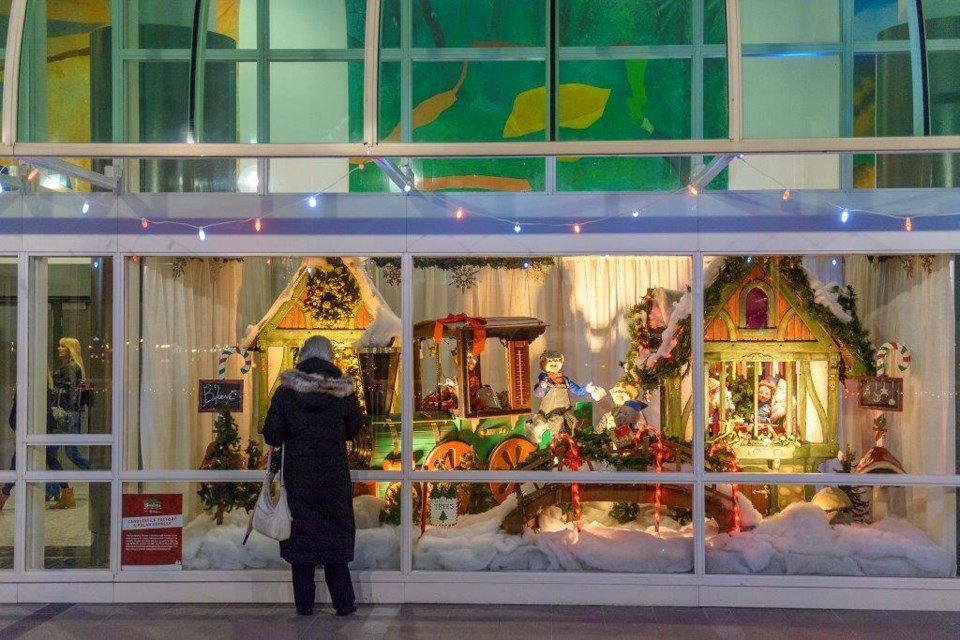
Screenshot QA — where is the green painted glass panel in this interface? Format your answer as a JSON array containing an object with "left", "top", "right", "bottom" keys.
[
  {"left": 557, "top": 59, "right": 691, "bottom": 142},
  {"left": 0, "top": 1, "right": 10, "bottom": 130},
  {"left": 412, "top": 157, "right": 545, "bottom": 192},
  {"left": 408, "top": 0, "right": 544, "bottom": 48},
  {"left": 704, "top": 0, "right": 727, "bottom": 45},
  {"left": 410, "top": 60, "right": 545, "bottom": 143},
  {"left": 560, "top": 0, "right": 692, "bottom": 46},
  {"left": 703, "top": 57, "right": 728, "bottom": 140}
]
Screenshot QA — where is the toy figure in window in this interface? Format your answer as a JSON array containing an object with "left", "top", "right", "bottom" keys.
[
  {"left": 525, "top": 349, "right": 605, "bottom": 444},
  {"left": 610, "top": 399, "right": 649, "bottom": 449},
  {"left": 708, "top": 377, "right": 735, "bottom": 437},
  {"left": 596, "top": 383, "right": 640, "bottom": 434},
  {"left": 756, "top": 378, "right": 786, "bottom": 428},
  {"left": 462, "top": 351, "right": 500, "bottom": 412}
]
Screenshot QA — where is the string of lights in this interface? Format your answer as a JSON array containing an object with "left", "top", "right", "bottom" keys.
[{"left": 120, "top": 155, "right": 956, "bottom": 239}]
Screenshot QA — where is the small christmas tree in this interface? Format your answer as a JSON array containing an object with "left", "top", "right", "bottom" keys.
[{"left": 198, "top": 404, "right": 264, "bottom": 525}]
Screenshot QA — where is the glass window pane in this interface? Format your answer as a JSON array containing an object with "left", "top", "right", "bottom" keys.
[
  {"left": 29, "top": 258, "right": 113, "bottom": 439},
  {"left": 701, "top": 255, "right": 955, "bottom": 477},
  {"left": 742, "top": 57, "right": 841, "bottom": 138},
  {"left": 0, "top": 257, "right": 15, "bottom": 568},
  {"left": 707, "top": 484, "right": 956, "bottom": 577},
  {"left": 28, "top": 445, "right": 110, "bottom": 473},
  {"left": 557, "top": 59, "right": 691, "bottom": 142},
  {"left": 26, "top": 482, "right": 111, "bottom": 570},
  {"left": 704, "top": 0, "right": 727, "bottom": 46},
  {"left": 18, "top": 0, "right": 112, "bottom": 143},
  {"left": 269, "top": 62, "right": 361, "bottom": 144},
  {"left": 854, "top": 0, "right": 903, "bottom": 42},
  {"left": 408, "top": 0, "right": 544, "bottom": 48},
  {"left": 124, "top": 481, "right": 398, "bottom": 571},
  {"left": 740, "top": 0, "right": 840, "bottom": 44},
  {"left": 408, "top": 61, "right": 544, "bottom": 143},
  {"left": 560, "top": 0, "right": 692, "bottom": 47},
  {"left": 269, "top": 0, "right": 364, "bottom": 49},
  {"left": 414, "top": 482, "right": 695, "bottom": 572},
  {"left": 126, "top": 256, "right": 402, "bottom": 471},
  {"left": 0, "top": 1, "right": 11, "bottom": 128},
  {"left": 414, "top": 256, "right": 693, "bottom": 472}
]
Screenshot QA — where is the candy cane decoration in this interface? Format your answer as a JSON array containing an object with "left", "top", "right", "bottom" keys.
[
  {"left": 708, "top": 442, "right": 741, "bottom": 533},
  {"left": 218, "top": 345, "right": 252, "bottom": 380},
  {"left": 875, "top": 341, "right": 911, "bottom": 377},
  {"left": 550, "top": 433, "right": 583, "bottom": 532},
  {"left": 633, "top": 426, "right": 666, "bottom": 534}
]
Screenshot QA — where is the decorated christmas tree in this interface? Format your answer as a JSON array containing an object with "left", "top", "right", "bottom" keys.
[{"left": 198, "top": 404, "right": 264, "bottom": 525}]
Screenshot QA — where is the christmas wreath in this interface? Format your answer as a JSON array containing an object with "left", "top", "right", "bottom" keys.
[{"left": 302, "top": 262, "right": 360, "bottom": 327}]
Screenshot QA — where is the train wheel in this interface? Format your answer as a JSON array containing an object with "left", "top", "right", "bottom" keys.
[
  {"left": 421, "top": 440, "right": 472, "bottom": 471},
  {"left": 487, "top": 436, "right": 538, "bottom": 503}
]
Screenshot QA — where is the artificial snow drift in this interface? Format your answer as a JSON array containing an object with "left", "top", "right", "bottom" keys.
[
  {"left": 706, "top": 502, "right": 951, "bottom": 577},
  {"left": 181, "top": 494, "right": 951, "bottom": 577}
]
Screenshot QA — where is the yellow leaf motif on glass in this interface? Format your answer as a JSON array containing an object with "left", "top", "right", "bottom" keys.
[{"left": 503, "top": 84, "right": 611, "bottom": 138}]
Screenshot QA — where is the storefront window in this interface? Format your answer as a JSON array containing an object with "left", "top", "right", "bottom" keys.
[
  {"left": 0, "top": 257, "right": 15, "bottom": 569},
  {"left": 122, "top": 481, "right": 399, "bottom": 571},
  {"left": 707, "top": 484, "right": 956, "bottom": 577},
  {"left": 696, "top": 254, "right": 957, "bottom": 577},
  {"left": 126, "top": 255, "right": 401, "bottom": 469},
  {"left": 25, "top": 482, "right": 110, "bottom": 570},
  {"left": 413, "top": 482, "right": 695, "bottom": 573}
]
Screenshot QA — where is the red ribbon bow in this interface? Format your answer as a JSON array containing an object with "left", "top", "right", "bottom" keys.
[{"left": 433, "top": 313, "right": 487, "bottom": 356}]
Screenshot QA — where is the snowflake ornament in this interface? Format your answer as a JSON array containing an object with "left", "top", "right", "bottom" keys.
[
  {"left": 449, "top": 265, "right": 480, "bottom": 293},
  {"left": 383, "top": 262, "right": 402, "bottom": 287}
]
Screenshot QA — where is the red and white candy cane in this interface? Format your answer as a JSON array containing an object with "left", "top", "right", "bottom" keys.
[
  {"left": 708, "top": 442, "right": 741, "bottom": 533},
  {"left": 875, "top": 341, "right": 911, "bottom": 377},
  {"left": 550, "top": 433, "right": 583, "bottom": 532},
  {"left": 218, "top": 345, "right": 252, "bottom": 380},
  {"left": 633, "top": 426, "right": 666, "bottom": 535}
]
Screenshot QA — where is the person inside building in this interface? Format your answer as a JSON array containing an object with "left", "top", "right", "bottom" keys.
[{"left": 49, "top": 336, "right": 91, "bottom": 508}]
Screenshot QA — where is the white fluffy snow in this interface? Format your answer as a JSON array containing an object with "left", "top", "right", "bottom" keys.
[{"left": 181, "top": 494, "right": 952, "bottom": 577}]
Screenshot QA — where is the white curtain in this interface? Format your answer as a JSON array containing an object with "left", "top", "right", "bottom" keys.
[
  {"left": 842, "top": 256, "right": 956, "bottom": 551},
  {"left": 139, "top": 260, "right": 246, "bottom": 498},
  {"left": 397, "top": 256, "right": 690, "bottom": 418}
]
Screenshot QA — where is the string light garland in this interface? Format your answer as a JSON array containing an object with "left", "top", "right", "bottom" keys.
[{"left": 125, "top": 156, "right": 951, "bottom": 239}]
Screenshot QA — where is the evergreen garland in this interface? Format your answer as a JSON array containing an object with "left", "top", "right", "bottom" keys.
[
  {"left": 621, "top": 257, "right": 876, "bottom": 392},
  {"left": 371, "top": 257, "right": 554, "bottom": 272}
]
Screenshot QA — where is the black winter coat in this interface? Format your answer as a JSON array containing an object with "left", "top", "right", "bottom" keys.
[{"left": 262, "top": 357, "right": 363, "bottom": 565}]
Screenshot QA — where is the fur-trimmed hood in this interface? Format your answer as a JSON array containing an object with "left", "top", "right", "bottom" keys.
[{"left": 278, "top": 368, "right": 356, "bottom": 397}]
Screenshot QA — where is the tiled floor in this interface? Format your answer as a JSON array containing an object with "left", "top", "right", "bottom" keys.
[{"left": 0, "top": 603, "right": 958, "bottom": 639}]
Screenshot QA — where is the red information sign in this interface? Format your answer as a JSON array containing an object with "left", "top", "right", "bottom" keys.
[{"left": 121, "top": 494, "right": 183, "bottom": 570}]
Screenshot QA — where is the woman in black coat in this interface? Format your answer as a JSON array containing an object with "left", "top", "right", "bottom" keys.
[{"left": 262, "top": 335, "right": 363, "bottom": 617}]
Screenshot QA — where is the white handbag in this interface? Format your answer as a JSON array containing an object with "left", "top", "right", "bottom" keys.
[{"left": 245, "top": 447, "right": 292, "bottom": 543}]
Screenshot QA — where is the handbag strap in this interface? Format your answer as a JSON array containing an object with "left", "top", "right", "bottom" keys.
[{"left": 279, "top": 446, "right": 285, "bottom": 487}]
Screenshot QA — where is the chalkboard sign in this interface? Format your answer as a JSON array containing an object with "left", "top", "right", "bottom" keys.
[
  {"left": 857, "top": 376, "right": 903, "bottom": 412},
  {"left": 198, "top": 379, "right": 244, "bottom": 413}
]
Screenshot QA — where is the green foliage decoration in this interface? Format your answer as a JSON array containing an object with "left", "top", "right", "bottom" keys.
[
  {"left": 371, "top": 257, "right": 554, "bottom": 272},
  {"left": 621, "top": 257, "right": 876, "bottom": 393},
  {"left": 197, "top": 404, "right": 264, "bottom": 525}
]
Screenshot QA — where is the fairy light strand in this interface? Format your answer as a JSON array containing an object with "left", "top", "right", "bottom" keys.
[{"left": 128, "top": 157, "right": 951, "bottom": 237}]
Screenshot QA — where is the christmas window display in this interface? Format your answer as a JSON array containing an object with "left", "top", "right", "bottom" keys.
[
  {"left": 128, "top": 256, "right": 403, "bottom": 571},
  {"left": 406, "top": 255, "right": 702, "bottom": 573}
]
